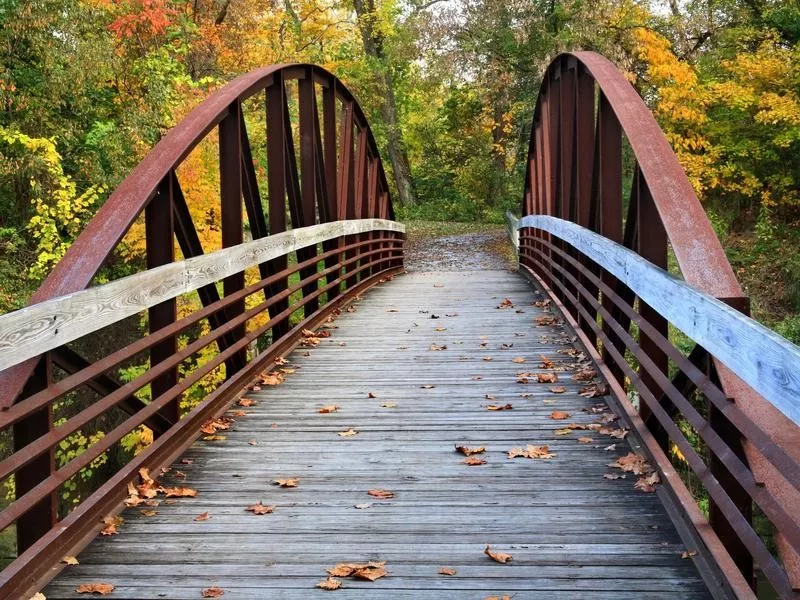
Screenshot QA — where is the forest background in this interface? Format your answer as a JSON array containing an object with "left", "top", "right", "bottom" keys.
[{"left": 1, "top": 0, "right": 799, "bottom": 343}]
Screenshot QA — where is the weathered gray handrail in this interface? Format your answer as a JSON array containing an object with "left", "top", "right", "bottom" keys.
[
  {"left": 505, "top": 211, "right": 519, "bottom": 254},
  {"left": 0, "top": 218, "right": 405, "bottom": 373},
  {"left": 518, "top": 215, "right": 800, "bottom": 426}
]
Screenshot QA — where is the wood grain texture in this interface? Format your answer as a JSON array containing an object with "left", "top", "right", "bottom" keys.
[
  {"left": 43, "top": 269, "right": 714, "bottom": 599},
  {"left": 0, "top": 219, "right": 405, "bottom": 373},
  {"left": 518, "top": 215, "right": 800, "bottom": 426}
]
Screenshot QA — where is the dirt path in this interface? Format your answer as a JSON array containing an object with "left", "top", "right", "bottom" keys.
[{"left": 403, "top": 225, "right": 515, "bottom": 271}]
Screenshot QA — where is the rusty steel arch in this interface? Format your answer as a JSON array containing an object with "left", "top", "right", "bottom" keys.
[
  {"left": 518, "top": 52, "right": 800, "bottom": 598},
  {"left": 0, "top": 64, "right": 404, "bottom": 598}
]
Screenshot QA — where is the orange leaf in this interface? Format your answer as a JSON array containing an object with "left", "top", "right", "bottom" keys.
[
  {"left": 511, "top": 357, "right": 526, "bottom": 363},
  {"left": 507, "top": 445, "right": 556, "bottom": 459},
  {"left": 140, "top": 509, "right": 158, "bottom": 517},
  {"left": 75, "top": 583, "right": 115, "bottom": 595},
  {"left": 246, "top": 503, "right": 275, "bottom": 515},
  {"left": 62, "top": 555, "right": 79, "bottom": 565},
  {"left": 367, "top": 489, "right": 394, "bottom": 499},
  {"left": 337, "top": 428, "right": 358, "bottom": 437},
  {"left": 549, "top": 411, "right": 570, "bottom": 420},
  {"left": 536, "top": 373, "right": 558, "bottom": 383},
  {"left": 484, "top": 544, "right": 513, "bottom": 564},
  {"left": 100, "top": 516, "right": 122, "bottom": 536},
  {"left": 577, "top": 437, "right": 594, "bottom": 444},
  {"left": 487, "top": 403, "right": 513, "bottom": 411},
  {"left": 274, "top": 478, "right": 299, "bottom": 488},
  {"left": 319, "top": 405, "right": 339, "bottom": 414},
  {"left": 201, "top": 587, "right": 224, "bottom": 598},
  {"left": 464, "top": 456, "right": 486, "bottom": 466},
  {"left": 316, "top": 577, "right": 342, "bottom": 590},
  {"left": 237, "top": 398, "right": 256, "bottom": 407},
  {"left": 439, "top": 567, "right": 457, "bottom": 576},
  {"left": 455, "top": 445, "right": 486, "bottom": 456},
  {"left": 549, "top": 386, "right": 566, "bottom": 393},
  {"left": 194, "top": 512, "right": 211, "bottom": 521}
]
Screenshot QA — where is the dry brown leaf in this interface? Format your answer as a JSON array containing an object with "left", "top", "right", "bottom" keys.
[
  {"left": 194, "top": 512, "right": 211, "bottom": 521},
  {"left": 536, "top": 373, "right": 558, "bottom": 383},
  {"left": 482, "top": 356, "right": 493, "bottom": 362},
  {"left": 434, "top": 327, "right": 447, "bottom": 332},
  {"left": 553, "top": 428, "right": 572, "bottom": 436},
  {"left": 319, "top": 405, "right": 339, "bottom": 414},
  {"left": 579, "top": 383, "right": 608, "bottom": 398},
  {"left": 100, "top": 516, "right": 122, "bottom": 536},
  {"left": 608, "top": 453, "right": 650, "bottom": 475},
  {"left": 160, "top": 487, "right": 198, "bottom": 498},
  {"left": 549, "top": 386, "right": 567, "bottom": 394},
  {"left": 577, "top": 437, "right": 594, "bottom": 444},
  {"left": 316, "top": 577, "right": 342, "bottom": 590},
  {"left": 487, "top": 403, "right": 513, "bottom": 411},
  {"left": 228, "top": 410, "right": 247, "bottom": 418},
  {"left": 201, "top": 588, "right": 224, "bottom": 598},
  {"left": 62, "top": 555, "right": 79, "bottom": 565},
  {"left": 497, "top": 298, "right": 514, "bottom": 309},
  {"left": 533, "top": 299, "right": 551, "bottom": 308},
  {"left": 368, "top": 392, "right": 377, "bottom": 398},
  {"left": 429, "top": 343, "right": 447, "bottom": 351},
  {"left": 603, "top": 473, "right": 626, "bottom": 480},
  {"left": 634, "top": 471, "right": 661, "bottom": 493},
  {"left": 573, "top": 368, "right": 597, "bottom": 381},
  {"left": 367, "top": 489, "right": 394, "bottom": 499},
  {"left": 140, "top": 509, "right": 158, "bottom": 517},
  {"left": 248, "top": 439, "right": 258, "bottom": 446},
  {"left": 539, "top": 355, "right": 555, "bottom": 369},
  {"left": 507, "top": 444, "right": 555, "bottom": 459},
  {"left": 439, "top": 567, "right": 457, "bottom": 576},
  {"left": 464, "top": 456, "right": 486, "bottom": 466},
  {"left": 203, "top": 434, "right": 226, "bottom": 441},
  {"left": 534, "top": 315, "right": 558, "bottom": 326},
  {"left": 681, "top": 550, "right": 698, "bottom": 559},
  {"left": 75, "top": 583, "right": 115, "bottom": 595},
  {"left": 549, "top": 410, "right": 570, "bottom": 420},
  {"left": 274, "top": 478, "right": 299, "bottom": 488},
  {"left": 484, "top": 545, "right": 513, "bottom": 564},
  {"left": 353, "top": 564, "right": 387, "bottom": 581},
  {"left": 455, "top": 445, "right": 486, "bottom": 456},
  {"left": 511, "top": 357, "right": 526, "bottom": 364},
  {"left": 237, "top": 398, "right": 256, "bottom": 407},
  {"left": 246, "top": 503, "right": 275, "bottom": 515},
  {"left": 337, "top": 428, "right": 358, "bottom": 437}
]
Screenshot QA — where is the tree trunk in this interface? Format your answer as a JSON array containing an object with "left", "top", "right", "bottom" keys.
[{"left": 352, "top": 0, "right": 417, "bottom": 206}]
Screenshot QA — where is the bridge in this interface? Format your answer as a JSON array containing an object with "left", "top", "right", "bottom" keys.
[{"left": 0, "top": 53, "right": 798, "bottom": 599}]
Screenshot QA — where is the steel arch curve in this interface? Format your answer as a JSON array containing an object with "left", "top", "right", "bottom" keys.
[{"left": 518, "top": 52, "right": 800, "bottom": 598}]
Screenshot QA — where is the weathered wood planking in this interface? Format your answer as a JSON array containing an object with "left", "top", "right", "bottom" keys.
[
  {"left": 43, "top": 269, "right": 715, "bottom": 599},
  {"left": 519, "top": 215, "right": 800, "bottom": 426},
  {"left": 0, "top": 218, "right": 404, "bottom": 373}
]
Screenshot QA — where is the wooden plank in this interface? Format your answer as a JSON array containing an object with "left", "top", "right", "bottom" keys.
[
  {"left": 0, "top": 219, "right": 405, "bottom": 372},
  {"left": 517, "top": 215, "right": 800, "bottom": 426},
  {"left": 42, "top": 270, "right": 714, "bottom": 599}
]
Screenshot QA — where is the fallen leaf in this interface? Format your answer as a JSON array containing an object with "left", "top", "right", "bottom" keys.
[
  {"left": 237, "top": 398, "right": 256, "bottom": 407},
  {"left": 319, "top": 405, "right": 339, "bottom": 414},
  {"left": 681, "top": 550, "right": 698, "bottom": 559},
  {"left": 507, "top": 445, "right": 555, "bottom": 459},
  {"left": 579, "top": 383, "right": 609, "bottom": 398},
  {"left": 603, "top": 473, "right": 626, "bottom": 480},
  {"left": 484, "top": 545, "right": 513, "bottom": 564},
  {"left": 608, "top": 453, "right": 651, "bottom": 475},
  {"left": 140, "top": 509, "right": 158, "bottom": 517},
  {"left": 194, "top": 512, "right": 211, "bottom": 521},
  {"left": 201, "top": 588, "right": 224, "bottom": 598},
  {"left": 157, "top": 486, "right": 196, "bottom": 498},
  {"left": 421, "top": 384, "right": 435, "bottom": 389},
  {"left": 482, "top": 356, "right": 493, "bottom": 361},
  {"left": 203, "top": 435, "right": 226, "bottom": 441},
  {"left": 28, "top": 594, "right": 46, "bottom": 600},
  {"left": 274, "top": 478, "right": 299, "bottom": 488},
  {"left": 634, "top": 471, "right": 661, "bottom": 493},
  {"left": 338, "top": 428, "right": 359, "bottom": 437},
  {"left": 228, "top": 410, "right": 247, "bottom": 417},
  {"left": 75, "top": 583, "right": 114, "bottom": 595},
  {"left": 100, "top": 516, "right": 122, "bottom": 536},
  {"left": 549, "top": 386, "right": 566, "bottom": 394},
  {"left": 487, "top": 403, "right": 513, "bottom": 411},
  {"left": 367, "top": 489, "right": 394, "bottom": 499},
  {"left": 536, "top": 373, "right": 558, "bottom": 383},
  {"left": 573, "top": 368, "right": 597, "bottom": 381},
  {"left": 381, "top": 402, "right": 397, "bottom": 408},
  {"left": 246, "top": 503, "right": 275, "bottom": 515},
  {"left": 429, "top": 344, "right": 447, "bottom": 351},
  {"left": 316, "top": 577, "right": 342, "bottom": 590},
  {"left": 464, "top": 456, "right": 486, "bottom": 466},
  {"left": 577, "top": 437, "right": 594, "bottom": 444},
  {"left": 439, "top": 567, "right": 457, "bottom": 576},
  {"left": 434, "top": 327, "right": 447, "bottom": 331},
  {"left": 534, "top": 315, "right": 558, "bottom": 326},
  {"left": 512, "top": 357, "right": 526, "bottom": 363},
  {"left": 368, "top": 392, "right": 377, "bottom": 398},
  {"left": 554, "top": 428, "right": 572, "bottom": 436},
  {"left": 62, "top": 556, "right": 79, "bottom": 565},
  {"left": 533, "top": 299, "right": 551, "bottom": 308},
  {"left": 497, "top": 298, "right": 514, "bottom": 309},
  {"left": 455, "top": 445, "right": 486, "bottom": 456},
  {"left": 539, "top": 355, "right": 555, "bottom": 369},
  {"left": 327, "top": 561, "right": 386, "bottom": 578},
  {"left": 354, "top": 503, "right": 372, "bottom": 510},
  {"left": 248, "top": 439, "right": 258, "bottom": 446},
  {"left": 549, "top": 411, "right": 570, "bottom": 420}
]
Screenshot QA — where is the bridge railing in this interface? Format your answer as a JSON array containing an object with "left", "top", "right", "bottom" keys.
[
  {"left": 518, "top": 52, "right": 800, "bottom": 599},
  {"left": 0, "top": 64, "right": 404, "bottom": 599}
]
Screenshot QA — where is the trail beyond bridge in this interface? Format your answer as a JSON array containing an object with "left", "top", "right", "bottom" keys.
[{"left": 0, "top": 54, "right": 799, "bottom": 600}]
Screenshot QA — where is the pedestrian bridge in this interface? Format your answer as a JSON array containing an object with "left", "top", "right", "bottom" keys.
[{"left": 0, "top": 53, "right": 798, "bottom": 599}]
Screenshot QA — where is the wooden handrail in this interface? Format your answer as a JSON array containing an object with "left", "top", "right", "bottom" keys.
[
  {"left": 0, "top": 218, "right": 404, "bottom": 374},
  {"left": 518, "top": 215, "right": 800, "bottom": 427}
]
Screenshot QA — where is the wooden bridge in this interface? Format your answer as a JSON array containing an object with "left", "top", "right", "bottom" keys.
[{"left": 0, "top": 53, "right": 798, "bottom": 599}]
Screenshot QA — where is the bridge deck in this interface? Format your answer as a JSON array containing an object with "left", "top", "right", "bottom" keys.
[{"left": 44, "top": 269, "right": 713, "bottom": 599}]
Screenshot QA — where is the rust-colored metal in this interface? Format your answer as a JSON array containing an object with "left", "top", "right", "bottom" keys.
[
  {"left": 0, "top": 62, "right": 402, "bottom": 598},
  {"left": 520, "top": 51, "right": 800, "bottom": 596}
]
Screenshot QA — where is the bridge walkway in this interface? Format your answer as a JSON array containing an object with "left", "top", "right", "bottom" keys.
[{"left": 43, "top": 269, "right": 714, "bottom": 599}]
